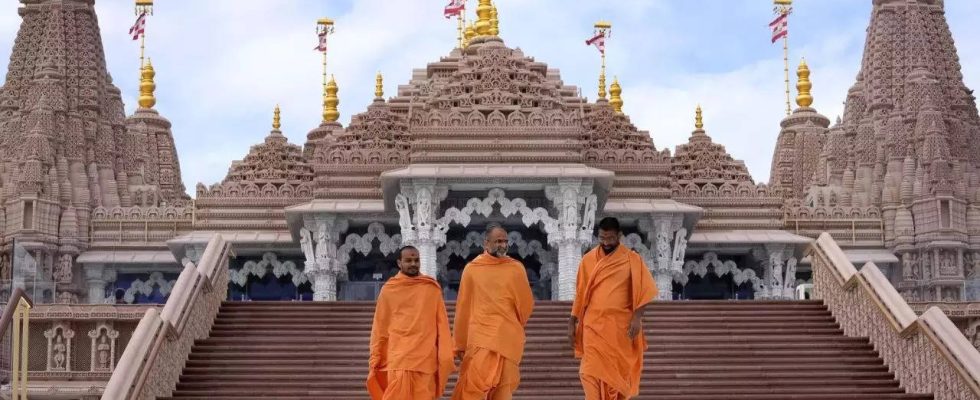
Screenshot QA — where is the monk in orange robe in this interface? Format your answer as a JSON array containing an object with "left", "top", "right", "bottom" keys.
[
  {"left": 568, "top": 217, "right": 658, "bottom": 399},
  {"left": 452, "top": 224, "right": 535, "bottom": 400},
  {"left": 367, "top": 246, "right": 455, "bottom": 400}
]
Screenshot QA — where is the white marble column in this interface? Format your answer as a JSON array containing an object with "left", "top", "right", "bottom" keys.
[
  {"left": 300, "top": 214, "right": 348, "bottom": 301},
  {"left": 756, "top": 244, "right": 797, "bottom": 300},
  {"left": 85, "top": 265, "right": 107, "bottom": 303},
  {"left": 395, "top": 180, "right": 449, "bottom": 278},
  {"left": 546, "top": 179, "right": 597, "bottom": 301},
  {"left": 638, "top": 214, "right": 687, "bottom": 301}
]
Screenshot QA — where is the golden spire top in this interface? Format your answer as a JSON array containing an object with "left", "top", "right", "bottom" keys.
[
  {"left": 138, "top": 59, "right": 156, "bottom": 109},
  {"left": 695, "top": 104, "right": 704, "bottom": 130},
  {"left": 609, "top": 77, "right": 623, "bottom": 114},
  {"left": 272, "top": 104, "right": 281, "bottom": 130},
  {"left": 489, "top": 1, "right": 499, "bottom": 36},
  {"left": 323, "top": 75, "right": 340, "bottom": 123},
  {"left": 796, "top": 58, "right": 814, "bottom": 108},
  {"left": 598, "top": 70, "right": 607, "bottom": 100},
  {"left": 375, "top": 71, "right": 384, "bottom": 100},
  {"left": 475, "top": 0, "right": 493, "bottom": 36},
  {"left": 464, "top": 21, "right": 476, "bottom": 46},
  {"left": 593, "top": 20, "right": 612, "bottom": 101}
]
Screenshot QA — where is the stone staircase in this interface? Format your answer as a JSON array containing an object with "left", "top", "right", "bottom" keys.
[{"left": 162, "top": 300, "right": 934, "bottom": 400}]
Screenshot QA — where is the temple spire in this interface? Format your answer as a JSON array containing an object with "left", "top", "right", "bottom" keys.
[
  {"left": 375, "top": 71, "right": 384, "bottom": 100},
  {"left": 796, "top": 58, "right": 813, "bottom": 108},
  {"left": 272, "top": 104, "right": 281, "bottom": 131},
  {"left": 695, "top": 104, "right": 704, "bottom": 130},
  {"left": 475, "top": 0, "right": 493, "bottom": 36},
  {"left": 609, "top": 77, "right": 623, "bottom": 114},
  {"left": 324, "top": 75, "right": 340, "bottom": 123},
  {"left": 137, "top": 59, "right": 156, "bottom": 109},
  {"left": 489, "top": 1, "right": 499, "bottom": 36}
]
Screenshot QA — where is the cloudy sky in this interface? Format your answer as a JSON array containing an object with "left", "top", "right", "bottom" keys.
[{"left": 0, "top": 0, "right": 978, "bottom": 195}]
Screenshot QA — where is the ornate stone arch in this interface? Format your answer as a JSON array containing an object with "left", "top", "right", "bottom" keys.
[
  {"left": 675, "top": 252, "right": 764, "bottom": 294},
  {"left": 229, "top": 252, "right": 308, "bottom": 288}
]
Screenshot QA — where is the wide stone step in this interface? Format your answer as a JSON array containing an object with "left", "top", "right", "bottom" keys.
[{"left": 165, "top": 300, "right": 930, "bottom": 399}]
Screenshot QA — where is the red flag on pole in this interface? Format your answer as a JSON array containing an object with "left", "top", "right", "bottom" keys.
[
  {"left": 585, "top": 32, "right": 606, "bottom": 54},
  {"left": 444, "top": 0, "right": 465, "bottom": 19},
  {"left": 770, "top": 13, "right": 788, "bottom": 43},
  {"left": 129, "top": 12, "right": 147, "bottom": 41}
]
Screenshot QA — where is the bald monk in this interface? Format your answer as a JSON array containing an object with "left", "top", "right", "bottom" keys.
[
  {"left": 568, "top": 217, "right": 658, "bottom": 399},
  {"left": 367, "top": 246, "right": 455, "bottom": 400},
  {"left": 452, "top": 223, "right": 535, "bottom": 400}
]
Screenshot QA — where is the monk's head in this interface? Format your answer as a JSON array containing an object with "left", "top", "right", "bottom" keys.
[
  {"left": 597, "top": 217, "right": 622, "bottom": 254},
  {"left": 484, "top": 223, "right": 509, "bottom": 258},
  {"left": 396, "top": 245, "right": 421, "bottom": 277}
]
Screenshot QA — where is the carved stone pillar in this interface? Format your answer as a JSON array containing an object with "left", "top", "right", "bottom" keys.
[
  {"left": 396, "top": 180, "right": 449, "bottom": 278},
  {"left": 638, "top": 214, "right": 687, "bottom": 301},
  {"left": 545, "top": 179, "right": 597, "bottom": 301},
  {"left": 85, "top": 265, "right": 107, "bottom": 303},
  {"left": 300, "top": 214, "right": 348, "bottom": 301},
  {"left": 756, "top": 244, "right": 797, "bottom": 299}
]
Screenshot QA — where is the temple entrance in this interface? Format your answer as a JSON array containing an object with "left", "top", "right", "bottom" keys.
[
  {"left": 674, "top": 253, "right": 762, "bottom": 300},
  {"left": 226, "top": 252, "right": 312, "bottom": 301}
]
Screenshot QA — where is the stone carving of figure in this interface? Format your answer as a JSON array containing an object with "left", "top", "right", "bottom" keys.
[
  {"left": 415, "top": 190, "right": 432, "bottom": 231},
  {"left": 902, "top": 253, "right": 914, "bottom": 280},
  {"left": 942, "top": 288, "right": 955, "bottom": 302},
  {"left": 315, "top": 224, "right": 329, "bottom": 263},
  {"left": 971, "top": 253, "right": 980, "bottom": 279},
  {"left": 671, "top": 228, "right": 688, "bottom": 270},
  {"left": 579, "top": 195, "right": 597, "bottom": 236},
  {"left": 299, "top": 228, "right": 315, "bottom": 265},
  {"left": 770, "top": 253, "right": 784, "bottom": 291},
  {"left": 54, "top": 254, "right": 73, "bottom": 283},
  {"left": 53, "top": 335, "right": 67, "bottom": 370},
  {"left": 655, "top": 229, "right": 671, "bottom": 268},
  {"left": 784, "top": 258, "right": 798, "bottom": 289},
  {"left": 395, "top": 194, "right": 414, "bottom": 232},
  {"left": 97, "top": 334, "right": 111, "bottom": 370}
]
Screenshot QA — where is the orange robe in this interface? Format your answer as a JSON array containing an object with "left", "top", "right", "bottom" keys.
[
  {"left": 572, "top": 246, "right": 657, "bottom": 399},
  {"left": 366, "top": 272, "right": 455, "bottom": 400},
  {"left": 452, "top": 252, "right": 535, "bottom": 400}
]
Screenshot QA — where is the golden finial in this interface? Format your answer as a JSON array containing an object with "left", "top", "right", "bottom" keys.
[
  {"left": 695, "top": 105, "right": 704, "bottom": 130},
  {"left": 609, "top": 77, "right": 623, "bottom": 114},
  {"left": 138, "top": 59, "right": 156, "bottom": 109},
  {"left": 323, "top": 75, "right": 340, "bottom": 123},
  {"left": 272, "top": 104, "right": 281, "bottom": 130},
  {"left": 796, "top": 58, "right": 813, "bottom": 108},
  {"left": 375, "top": 71, "right": 384, "bottom": 100},
  {"left": 464, "top": 21, "right": 476, "bottom": 46},
  {"left": 475, "top": 0, "right": 493, "bottom": 36},
  {"left": 489, "top": 1, "right": 499, "bottom": 36}
]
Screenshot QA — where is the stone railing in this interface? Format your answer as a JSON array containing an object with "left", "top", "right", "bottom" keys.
[
  {"left": 102, "top": 234, "right": 231, "bottom": 400},
  {"left": 809, "top": 233, "right": 980, "bottom": 399},
  {"left": 0, "top": 304, "right": 153, "bottom": 398}
]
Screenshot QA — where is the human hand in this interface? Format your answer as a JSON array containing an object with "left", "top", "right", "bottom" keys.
[{"left": 627, "top": 316, "right": 642, "bottom": 340}]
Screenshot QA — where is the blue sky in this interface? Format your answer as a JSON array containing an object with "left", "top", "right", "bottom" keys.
[{"left": 0, "top": 0, "right": 978, "bottom": 194}]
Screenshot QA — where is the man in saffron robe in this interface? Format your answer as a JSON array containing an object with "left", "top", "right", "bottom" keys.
[
  {"left": 568, "top": 217, "right": 658, "bottom": 399},
  {"left": 367, "top": 246, "right": 455, "bottom": 400},
  {"left": 452, "top": 223, "right": 535, "bottom": 400}
]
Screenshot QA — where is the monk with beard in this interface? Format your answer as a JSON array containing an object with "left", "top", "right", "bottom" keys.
[
  {"left": 452, "top": 223, "right": 535, "bottom": 400},
  {"left": 367, "top": 246, "right": 455, "bottom": 399},
  {"left": 569, "top": 217, "right": 658, "bottom": 399}
]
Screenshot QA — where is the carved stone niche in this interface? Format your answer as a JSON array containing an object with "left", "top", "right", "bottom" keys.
[
  {"left": 88, "top": 322, "right": 120, "bottom": 372},
  {"left": 44, "top": 322, "right": 75, "bottom": 372}
]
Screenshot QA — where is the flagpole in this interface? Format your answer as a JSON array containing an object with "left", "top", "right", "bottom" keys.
[
  {"left": 594, "top": 20, "right": 611, "bottom": 100},
  {"left": 135, "top": 1, "right": 153, "bottom": 69},
  {"left": 317, "top": 18, "right": 335, "bottom": 123},
  {"left": 775, "top": 0, "right": 792, "bottom": 116}
]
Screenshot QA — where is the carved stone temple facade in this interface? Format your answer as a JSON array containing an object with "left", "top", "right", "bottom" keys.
[{"left": 4, "top": 0, "right": 980, "bottom": 377}]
